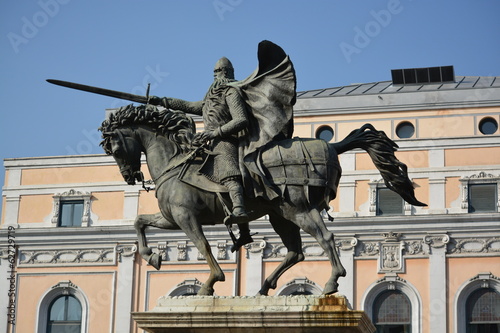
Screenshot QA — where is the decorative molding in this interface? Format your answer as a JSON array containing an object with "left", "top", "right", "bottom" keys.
[
  {"left": 405, "top": 240, "right": 425, "bottom": 255},
  {"left": 116, "top": 244, "right": 137, "bottom": 262},
  {"left": 167, "top": 278, "right": 204, "bottom": 296},
  {"left": 360, "top": 242, "right": 380, "bottom": 257},
  {"left": 157, "top": 241, "right": 168, "bottom": 261},
  {"left": 246, "top": 240, "right": 268, "bottom": 258},
  {"left": 449, "top": 237, "right": 500, "bottom": 255},
  {"left": 18, "top": 247, "right": 115, "bottom": 267},
  {"left": 423, "top": 233, "right": 450, "bottom": 249},
  {"left": 177, "top": 241, "right": 187, "bottom": 261},
  {"left": 217, "top": 241, "right": 227, "bottom": 260},
  {"left": 376, "top": 273, "right": 407, "bottom": 290},
  {"left": 335, "top": 237, "right": 358, "bottom": 252},
  {"left": 51, "top": 280, "right": 78, "bottom": 294},
  {"left": 276, "top": 277, "right": 323, "bottom": 296},
  {"left": 469, "top": 272, "right": 500, "bottom": 289}
]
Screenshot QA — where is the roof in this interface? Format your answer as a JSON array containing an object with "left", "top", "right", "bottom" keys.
[
  {"left": 294, "top": 76, "right": 500, "bottom": 115},
  {"left": 296, "top": 76, "right": 500, "bottom": 99}
]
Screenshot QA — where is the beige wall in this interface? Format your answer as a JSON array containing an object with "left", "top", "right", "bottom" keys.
[
  {"left": 18, "top": 194, "right": 53, "bottom": 224},
  {"left": 446, "top": 257, "right": 500, "bottom": 333},
  {"left": 445, "top": 147, "right": 500, "bottom": 166},
  {"left": 15, "top": 267, "right": 116, "bottom": 333},
  {"left": 21, "top": 165, "right": 123, "bottom": 185},
  {"left": 92, "top": 191, "right": 124, "bottom": 221}
]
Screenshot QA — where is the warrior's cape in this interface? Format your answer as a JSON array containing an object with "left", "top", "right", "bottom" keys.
[{"left": 228, "top": 40, "right": 297, "bottom": 199}]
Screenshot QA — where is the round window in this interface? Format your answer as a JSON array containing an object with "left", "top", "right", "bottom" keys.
[
  {"left": 316, "top": 125, "right": 334, "bottom": 142},
  {"left": 478, "top": 117, "right": 498, "bottom": 135},
  {"left": 396, "top": 121, "right": 415, "bottom": 139}
]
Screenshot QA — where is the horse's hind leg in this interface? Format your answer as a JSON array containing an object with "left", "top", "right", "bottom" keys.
[
  {"left": 284, "top": 206, "right": 346, "bottom": 295},
  {"left": 257, "top": 213, "right": 304, "bottom": 296},
  {"left": 134, "top": 212, "right": 180, "bottom": 270}
]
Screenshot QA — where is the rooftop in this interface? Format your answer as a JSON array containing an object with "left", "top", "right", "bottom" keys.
[{"left": 296, "top": 76, "right": 500, "bottom": 99}]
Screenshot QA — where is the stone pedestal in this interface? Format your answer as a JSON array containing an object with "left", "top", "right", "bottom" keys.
[{"left": 132, "top": 295, "right": 375, "bottom": 333}]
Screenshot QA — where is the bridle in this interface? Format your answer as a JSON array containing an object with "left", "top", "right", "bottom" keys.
[{"left": 114, "top": 128, "right": 205, "bottom": 193}]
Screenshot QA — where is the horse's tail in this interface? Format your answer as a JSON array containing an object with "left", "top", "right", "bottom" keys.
[{"left": 331, "top": 124, "right": 427, "bottom": 207}]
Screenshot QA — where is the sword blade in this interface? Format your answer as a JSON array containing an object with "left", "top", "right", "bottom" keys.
[{"left": 46, "top": 79, "right": 148, "bottom": 104}]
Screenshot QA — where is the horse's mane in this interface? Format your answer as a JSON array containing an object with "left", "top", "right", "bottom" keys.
[{"left": 99, "top": 104, "right": 195, "bottom": 154}]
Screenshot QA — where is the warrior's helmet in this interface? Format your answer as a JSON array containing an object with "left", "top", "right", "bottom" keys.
[{"left": 214, "top": 57, "right": 234, "bottom": 80}]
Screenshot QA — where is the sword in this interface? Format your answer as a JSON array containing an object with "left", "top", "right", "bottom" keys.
[{"left": 46, "top": 79, "right": 149, "bottom": 104}]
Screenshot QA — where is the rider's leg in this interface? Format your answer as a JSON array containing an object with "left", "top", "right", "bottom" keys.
[{"left": 222, "top": 176, "right": 248, "bottom": 218}]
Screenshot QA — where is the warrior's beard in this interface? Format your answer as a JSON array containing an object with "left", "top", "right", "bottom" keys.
[{"left": 205, "top": 76, "right": 236, "bottom": 98}]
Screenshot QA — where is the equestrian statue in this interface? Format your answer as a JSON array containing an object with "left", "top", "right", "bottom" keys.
[{"left": 47, "top": 40, "right": 426, "bottom": 296}]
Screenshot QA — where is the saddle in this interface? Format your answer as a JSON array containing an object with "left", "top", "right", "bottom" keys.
[{"left": 178, "top": 138, "right": 340, "bottom": 207}]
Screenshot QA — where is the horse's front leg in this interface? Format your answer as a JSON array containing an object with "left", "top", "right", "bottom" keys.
[
  {"left": 134, "top": 212, "right": 179, "bottom": 270},
  {"left": 172, "top": 207, "right": 225, "bottom": 296}
]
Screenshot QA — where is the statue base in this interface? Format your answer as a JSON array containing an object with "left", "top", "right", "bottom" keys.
[{"left": 132, "top": 295, "right": 375, "bottom": 333}]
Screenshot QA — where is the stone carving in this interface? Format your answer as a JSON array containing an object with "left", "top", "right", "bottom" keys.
[
  {"left": 116, "top": 244, "right": 137, "bottom": 262},
  {"left": 217, "top": 241, "right": 228, "bottom": 260},
  {"left": 449, "top": 237, "right": 500, "bottom": 254},
  {"left": 423, "top": 234, "right": 450, "bottom": 249},
  {"left": 177, "top": 241, "right": 187, "bottom": 261},
  {"left": 378, "top": 232, "right": 405, "bottom": 273},
  {"left": 376, "top": 273, "right": 407, "bottom": 290},
  {"left": 19, "top": 248, "right": 114, "bottom": 266}
]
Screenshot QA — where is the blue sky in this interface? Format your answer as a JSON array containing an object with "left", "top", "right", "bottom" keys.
[{"left": 1, "top": 0, "right": 500, "bottom": 201}]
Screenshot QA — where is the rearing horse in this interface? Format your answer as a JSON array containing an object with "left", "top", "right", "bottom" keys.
[{"left": 99, "top": 104, "right": 425, "bottom": 296}]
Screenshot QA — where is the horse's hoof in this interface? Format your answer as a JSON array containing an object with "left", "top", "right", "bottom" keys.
[
  {"left": 148, "top": 253, "right": 162, "bottom": 270},
  {"left": 197, "top": 286, "right": 214, "bottom": 296},
  {"left": 323, "top": 281, "right": 339, "bottom": 295},
  {"left": 256, "top": 290, "right": 268, "bottom": 296}
]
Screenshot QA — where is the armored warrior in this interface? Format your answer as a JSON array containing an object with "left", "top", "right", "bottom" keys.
[{"left": 149, "top": 57, "right": 253, "bottom": 245}]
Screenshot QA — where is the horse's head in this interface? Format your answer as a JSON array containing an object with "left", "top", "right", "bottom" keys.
[{"left": 101, "top": 127, "right": 144, "bottom": 185}]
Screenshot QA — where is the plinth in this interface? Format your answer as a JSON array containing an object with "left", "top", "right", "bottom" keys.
[{"left": 132, "top": 295, "right": 375, "bottom": 333}]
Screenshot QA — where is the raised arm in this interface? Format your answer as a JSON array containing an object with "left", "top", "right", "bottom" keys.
[{"left": 149, "top": 96, "right": 203, "bottom": 116}]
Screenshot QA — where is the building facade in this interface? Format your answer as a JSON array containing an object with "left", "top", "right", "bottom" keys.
[{"left": 1, "top": 69, "right": 499, "bottom": 332}]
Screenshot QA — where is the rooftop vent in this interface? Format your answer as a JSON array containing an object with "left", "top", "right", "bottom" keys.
[{"left": 391, "top": 66, "right": 455, "bottom": 85}]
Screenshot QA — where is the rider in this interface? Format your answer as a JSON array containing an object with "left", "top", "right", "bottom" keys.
[{"left": 149, "top": 57, "right": 253, "bottom": 249}]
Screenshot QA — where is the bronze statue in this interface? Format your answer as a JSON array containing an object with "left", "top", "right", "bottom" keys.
[{"left": 49, "top": 40, "right": 426, "bottom": 296}]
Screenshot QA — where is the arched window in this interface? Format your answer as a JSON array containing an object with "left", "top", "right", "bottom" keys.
[
  {"left": 47, "top": 295, "right": 82, "bottom": 333},
  {"left": 37, "top": 280, "right": 88, "bottom": 333},
  {"left": 466, "top": 288, "right": 500, "bottom": 332},
  {"left": 276, "top": 277, "right": 323, "bottom": 296},
  {"left": 361, "top": 274, "right": 422, "bottom": 332},
  {"left": 454, "top": 272, "right": 500, "bottom": 333},
  {"left": 373, "top": 290, "right": 412, "bottom": 332},
  {"left": 168, "top": 279, "right": 203, "bottom": 296}
]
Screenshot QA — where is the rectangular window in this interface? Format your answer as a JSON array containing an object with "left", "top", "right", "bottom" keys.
[
  {"left": 468, "top": 184, "right": 497, "bottom": 213},
  {"left": 377, "top": 188, "right": 404, "bottom": 216},
  {"left": 59, "top": 201, "right": 84, "bottom": 227}
]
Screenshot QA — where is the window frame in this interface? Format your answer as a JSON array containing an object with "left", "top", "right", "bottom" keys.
[
  {"left": 47, "top": 294, "right": 82, "bottom": 332},
  {"left": 460, "top": 173, "right": 500, "bottom": 214},
  {"left": 369, "top": 179, "right": 412, "bottom": 216},
  {"left": 51, "top": 189, "right": 92, "bottom": 227},
  {"left": 36, "top": 280, "right": 89, "bottom": 333},
  {"left": 373, "top": 289, "right": 412, "bottom": 331},
  {"left": 361, "top": 274, "right": 422, "bottom": 333},
  {"left": 454, "top": 272, "right": 500, "bottom": 333}
]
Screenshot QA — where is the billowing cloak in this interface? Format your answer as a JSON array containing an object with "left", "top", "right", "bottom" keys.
[{"left": 228, "top": 40, "right": 297, "bottom": 199}]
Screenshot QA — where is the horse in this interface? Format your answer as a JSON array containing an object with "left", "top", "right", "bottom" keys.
[{"left": 99, "top": 104, "right": 425, "bottom": 296}]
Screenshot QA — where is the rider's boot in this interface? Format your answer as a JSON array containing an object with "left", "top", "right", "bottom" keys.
[
  {"left": 223, "top": 178, "right": 249, "bottom": 224},
  {"left": 231, "top": 223, "right": 254, "bottom": 252}
]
